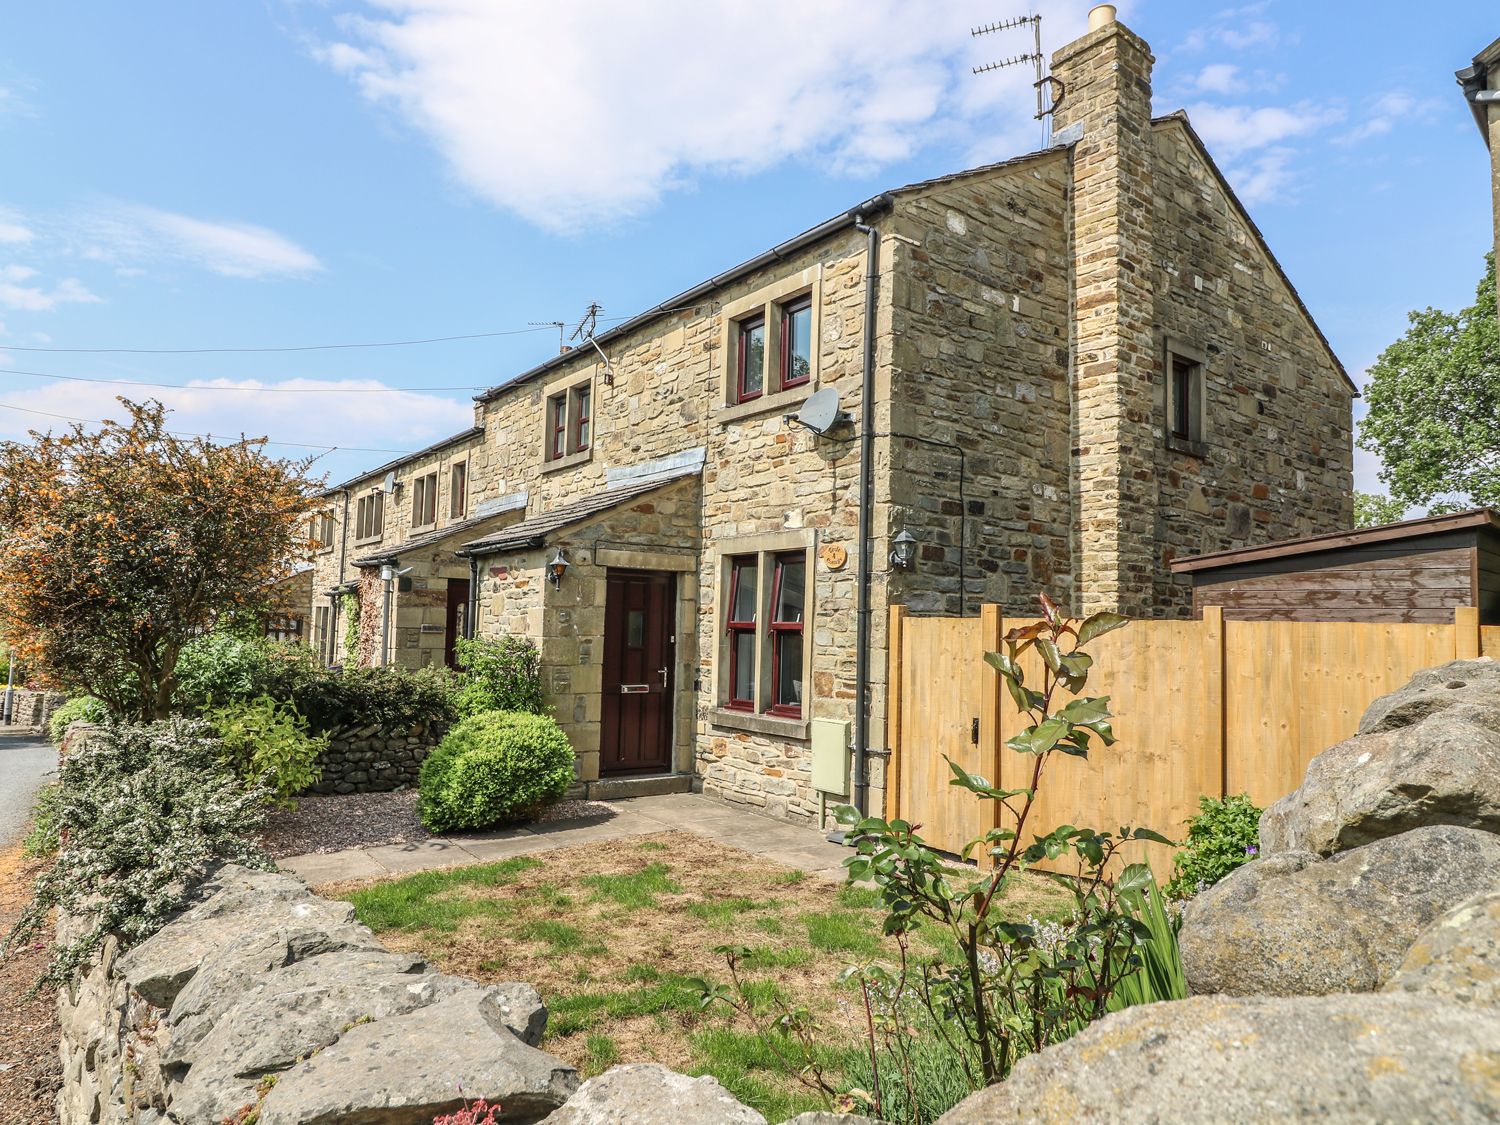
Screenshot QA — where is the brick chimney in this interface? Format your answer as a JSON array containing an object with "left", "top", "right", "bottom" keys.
[{"left": 1050, "top": 5, "right": 1159, "bottom": 615}]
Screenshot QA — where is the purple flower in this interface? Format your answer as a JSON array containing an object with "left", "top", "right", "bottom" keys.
[{"left": 1245, "top": 845, "right": 1259, "bottom": 857}]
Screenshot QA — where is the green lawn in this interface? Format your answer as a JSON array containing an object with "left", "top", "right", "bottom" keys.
[{"left": 324, "top": 831, "right": 1069, "bottom": 1122}]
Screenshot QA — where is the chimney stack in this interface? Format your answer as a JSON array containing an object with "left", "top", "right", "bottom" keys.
[{"left": 1051, "top": 6, "right": 1159, "bottom": 615}]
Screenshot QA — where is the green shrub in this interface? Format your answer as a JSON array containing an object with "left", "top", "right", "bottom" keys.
[
  {"left": 453, "top": 635, "right": 544, "bottom": 717},
  {"left": 1166, "top": 793, "right": 1262, "bottom": 899},
  {"left": 417, "top": 710, "right": 574, "bottom": 832},
  {"left": 173, "top": 632, "right": 281, "bottom": 709},
  {"left": 204, "top": 695, "right": 328, "bottom": 805},
  {"left": 22, "top": 783, "right": 62, "bottom": 858},
  {"left": 3, "top": 718, "right": 271, "bottom": 985},
  {"left": 46, "top": 695, "right": 107, "bottom": 744}
]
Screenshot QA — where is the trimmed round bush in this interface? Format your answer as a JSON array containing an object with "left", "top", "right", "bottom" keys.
[{"left": 417, "top": 710, "right": 575, "bottom": 832}]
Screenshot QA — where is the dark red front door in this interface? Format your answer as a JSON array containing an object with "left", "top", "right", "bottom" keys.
[
  {"left": 601, "top": 570, "right": 675, "bottom": 775},
  {"left": 444, "top": 578, "right": 470, "bottom": 669}
]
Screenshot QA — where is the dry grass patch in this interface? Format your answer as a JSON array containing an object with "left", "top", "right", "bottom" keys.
[{"left": 320, "top": 831, "right": 1068, "bottom": 1121}]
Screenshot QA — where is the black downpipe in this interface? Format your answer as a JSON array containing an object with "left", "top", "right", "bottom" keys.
[
  {"left": 467, "top": 555, "right": 481, "bottom": 640},
  {"left": 853, "top": 216, "right": 880, "bottom": 818}
]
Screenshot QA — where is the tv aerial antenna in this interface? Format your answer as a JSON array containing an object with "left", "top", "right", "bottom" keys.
[
  {"left": 529, "top": 320, "right": 567, "bottom": 354},
  {"left": 971, "top": 13, "right": 1064, "bottom": 146},
  {"left": 568, "top": 302, "right": 616, "bottom": 385}
]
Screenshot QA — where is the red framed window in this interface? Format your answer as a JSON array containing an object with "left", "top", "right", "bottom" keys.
[
  {"left": 768, "top": 553, "right": 805, "bottom": 717},
  {"left": 780, "top": 296, "right": 813, "bottom": 390},
  {"left": 548, "top": 392, "right": 567, "bottom": 460},
  {"left": 736, "top": 315, "right": 766, "bottom": 403},
  {"left": 725, "top": 555, "right": 758, "bottom": 710},
  {"left": 573, "top": 385, "right": 592, "bottom": 452}
]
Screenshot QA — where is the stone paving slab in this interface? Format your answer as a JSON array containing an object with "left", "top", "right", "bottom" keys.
[{"left": 278, "top": 793, "right": 852, "bottom": 885}]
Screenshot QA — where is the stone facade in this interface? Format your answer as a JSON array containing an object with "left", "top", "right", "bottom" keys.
[
  {"left": 299, "top": 10, "right": 1354, "bottom": 828},
  {"left": 308, "top": 718, "right": 448, "bottom": 794}
]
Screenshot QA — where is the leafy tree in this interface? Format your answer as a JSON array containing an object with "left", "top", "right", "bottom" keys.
[
  {"left": 0, "top": 398, "right": 319, "bottom": 720},
  {"left": 1352, "top": 491, "right": 1407, "bottom": 528},
  {"left": 1359, "top": 254, "right": 1500, "bottom": 513}
]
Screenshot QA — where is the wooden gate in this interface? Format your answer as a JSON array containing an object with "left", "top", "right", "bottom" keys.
[{"left": 887, "top": 605, "right": 1483, "bottom": 874}]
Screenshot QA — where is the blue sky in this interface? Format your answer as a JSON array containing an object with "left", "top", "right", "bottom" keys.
[{"left": 0, "top": 0, "right": 1494, "bottom": 493}]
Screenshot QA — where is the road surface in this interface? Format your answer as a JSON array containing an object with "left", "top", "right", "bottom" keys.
[{"left": 0, "top": 736, "right": 57, "bottom": 847}]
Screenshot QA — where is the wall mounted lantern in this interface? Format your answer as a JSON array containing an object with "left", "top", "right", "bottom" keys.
[
  {"left": 547, "top": 548, "right": 570, "bottom": 588},
  {"left": 890, "top": 529, "right": 918, "bottom": 570}
]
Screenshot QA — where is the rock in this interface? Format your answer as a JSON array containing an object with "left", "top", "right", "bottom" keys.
[
  {"left": 1358, "top": 659, "right": 1500, "bottom": 735},
  {"left": 166, "top": 921, "right": 389, "bottom": 1050},
  {"left": 1180, "top": 825, "right": 1500, "bottom": 996},
  {"left": 489, "top": 980, "right": 549, "bottom": 1047},
  {"left": 255, "top": 988, "right": 578, "bottom": 1125},
  {"left": 165, "top": 951, "right": 473, "bottom": 1123},
  {"left": 934, "top": 993, "right": 1500, "bottom": 1124},
  {"left": 1385, "top": 887, "right": 1500, "bottom": 1006},
  {"left": 1259, "top": 715, "right": 1500, "bottom": 855},
  {"left": 543, "top": 1064, "right": 766, "bottom": 1124},
  {"left": 116, "top": 865, "right": 352, "bottom": 1008}
]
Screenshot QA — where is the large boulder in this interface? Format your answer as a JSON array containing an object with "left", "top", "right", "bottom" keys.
[
  {"left": 543, "top": 1064, "right": 766, "bottom": 1124},
  {"left": 1180, "top": 825, "right": 1500, "bottom": 996},
  {"left": 256, "top": 988, "right": 578, "bottom": 1124},
  {"left": 1358, "top": 659, "right": 1500, "bottom": 735},
  {"left": 934, "top": 993, "right": 1500, "bottom": 1124},
  {"left": 1385, "top": 886, "right": 1500, "bottom": 1006},
  {"left": 1259, "top": 715, "right": 1500, "bottom": 855}
]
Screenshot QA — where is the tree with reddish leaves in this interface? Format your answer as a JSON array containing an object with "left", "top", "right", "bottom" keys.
[{"left": 0, "top": 398, "right": 320, "bottom": 720}]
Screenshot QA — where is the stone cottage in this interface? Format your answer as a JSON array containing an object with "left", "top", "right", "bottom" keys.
[
  {"left": 1459, "top": 32, "right": 1500, "bottom": 315},
  {"left": 306, "top": 6, "right": 1354, "bottom": 827}
]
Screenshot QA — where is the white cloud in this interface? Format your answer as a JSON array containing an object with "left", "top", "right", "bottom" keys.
[
  {"left": 0, "top": 209, "right": 33, "bottom": 244},
  {"left": 77, "top": 204, "right": 323, "bottom": 279},
  {"left": 314, "top": 0, "right": 1095, "bottom": 231},
  {"left": 1179, "top": 4, "right": 1284, "bottom": 54},
  {"left": 0, "top": 378, "right": 473, "bottom": 472},
  {"left": 1336, "top": 91, "right": 1439, "bottom": 145},
  {"left": 0, "top": 264, "right": 100, "bottom": 312},
  {"left": 1192, "top": 64, "right": 1241, "bottom": 95},
  {"left": 1185, "top": 101, "right": 1344, "bottom": 158}
]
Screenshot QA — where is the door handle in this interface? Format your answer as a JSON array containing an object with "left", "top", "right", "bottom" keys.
[{"left": 658, "top": 667, "right": 669, "bottom": 688}]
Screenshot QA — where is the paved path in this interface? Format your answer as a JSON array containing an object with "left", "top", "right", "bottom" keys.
[
  {"left": 280, "top": 792, "right": 854, "bottom": 886},
  {"left": 0, "top": 735, "right": 57, "bottom": 847}
]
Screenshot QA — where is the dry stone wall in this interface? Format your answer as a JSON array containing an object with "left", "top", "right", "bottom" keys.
[
  {"left": 308, "top": 718, "right": 447, "bottom": 794},
  {"left": 3, "top": 688, "right": 66, "bottom": 732}
]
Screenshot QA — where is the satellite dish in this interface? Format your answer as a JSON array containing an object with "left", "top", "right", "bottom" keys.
[
  {"left": 788, "top": 388, "right": 851, "bottom": 436},
  {"left": 381, "top": 471, "right": 397, "bottom": 494}
]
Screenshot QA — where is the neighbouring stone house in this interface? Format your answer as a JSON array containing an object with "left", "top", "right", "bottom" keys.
[
  {"left": 305, "top": 7, "right": 1354, "bottom": 827},
  {"left": 1459, "top": 32, "right": 1500, "bottom": 316}
]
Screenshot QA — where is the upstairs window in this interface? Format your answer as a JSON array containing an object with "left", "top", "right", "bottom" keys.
[
  {"left": 1166, "top": 346, "right": 1205, "bottom": 447},
  {"left": 355, "top": 491, "right": 384, "bottom": 540},
  {"left": 310, "top": 510, "right": 335, "bottom": 550},
  {"left": 450, "top": 461, "right": 467, "bottom": 519},
  {"left": 736, "top": 315, "right": 766, "bottom": 403},
  {"left": 780, "top": 296, "right": 813, "bottom": 390},
  {"left": 544, "top": 381, "right": 594, "bottom": 463},
  {"left": 411, "top": 471, "right": 438, "bottom": 528}
]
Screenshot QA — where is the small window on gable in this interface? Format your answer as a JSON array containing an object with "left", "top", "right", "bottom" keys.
[
  {"left": 544, "top": 381, "right": 595, "bottom": 463},
  {"left": 1167, "top": 348, "right": 1205, "bottom": 448},
  {"left": 450, "top": 461, "right": 467, "bottom": 519},
  {"left": 736, "top": 315, "right": 766, "bottom": 403}
]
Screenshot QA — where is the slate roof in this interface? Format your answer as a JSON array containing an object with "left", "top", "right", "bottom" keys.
[
  {"left": 352, "top": 504, "right": 524, "bottom": 568},
  {"left": 456, "top": 468, "right": 699, "bottom": 558}
]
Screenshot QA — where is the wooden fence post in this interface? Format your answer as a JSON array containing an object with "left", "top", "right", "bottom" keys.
[
  {"left": 980, "top": 604, "right": 1005, "bottom": 866},
  {"left": 1456, "top": 606, "right": 1481, "bottom": 661},
  {"left": 885, "top": 604, "right": 908, "bottom": 821},
  {"left": 1203, "top": 605, "right": 1228, "bottom": 798}
]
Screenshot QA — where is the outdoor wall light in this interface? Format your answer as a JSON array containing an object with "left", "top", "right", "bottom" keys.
[
  {"left": 547, "top": 548, "right": 570, "bottom": 588},
  {"left": 890, "top": 529, "right": 918, "bottom": 569}
]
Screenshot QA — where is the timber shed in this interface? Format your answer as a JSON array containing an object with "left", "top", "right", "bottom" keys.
[{"left": 1171, "top": 509, "right": 1500, "bottom": 623}]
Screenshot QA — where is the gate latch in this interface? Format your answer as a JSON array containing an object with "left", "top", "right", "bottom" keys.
[{"left": 971, "top": 717, "right": 980, "bottom": 745}]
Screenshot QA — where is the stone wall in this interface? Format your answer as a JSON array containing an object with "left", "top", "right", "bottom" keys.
[
  {"left": 3, "top": 688, "right": 66, "bottom": 732},
  {"left": 307, "top": 718, "right": 447, "bottom": 794},
  {"left": 56, "top": 865, "right": 575, "bottom": 1124}
]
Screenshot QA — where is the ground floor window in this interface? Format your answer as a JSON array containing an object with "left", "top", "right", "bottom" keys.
[{"left": 720, "top": 545, "right": 810, "bottom": 719}]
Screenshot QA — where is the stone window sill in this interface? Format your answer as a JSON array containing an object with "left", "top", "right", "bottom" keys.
[
  {"left": 411, "top": 521, "right": 436, "bottom": 534},
  {"left": 542, "top": 448, "right": 592, "bottom": 475},
  {"left": 709, "top": 707, "right": 810, "bottom": 741},
  {"left": 715, "top": 385, "right": 815, "bottom": 427},
  {"left": 1166, "top": 434, "right": 1210, "bottom": 459},
  {"left": 354, "top": 535, "right": 383, "bottom": 547}
]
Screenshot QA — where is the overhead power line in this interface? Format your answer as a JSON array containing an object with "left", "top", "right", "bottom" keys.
[
  {"left": 0, "top": 401, "right": 416, "bottom": 455},
  {"left": 2, "top": 369, "right": 486, "bottom": 393},
  {"left": 0, "top": 325, "right": 556, "bottom": 355}
]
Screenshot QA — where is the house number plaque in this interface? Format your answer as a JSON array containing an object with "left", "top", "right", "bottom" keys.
[{"left": 820, "top": 544, "right": 848, "bottom": 570}]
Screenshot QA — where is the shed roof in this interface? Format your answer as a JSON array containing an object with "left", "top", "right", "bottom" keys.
[
  {"left": 456, "top": 468, "right": 698, "bottom": 557},
  {"left": 1171, "top": 509, "right": 1500, "bottom": 575}
]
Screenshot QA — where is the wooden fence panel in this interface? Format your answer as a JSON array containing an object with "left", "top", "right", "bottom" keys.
[
  {"left": 896, "top": 614, "right": 988, "bottom": 856},
  {"left": 1222, "top": 620, "right": 1455, "bottom": 806}
]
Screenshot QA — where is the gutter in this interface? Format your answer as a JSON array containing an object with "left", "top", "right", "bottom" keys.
[{"left": 474, "top": 195, "right": 896, "bottom": 405}]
